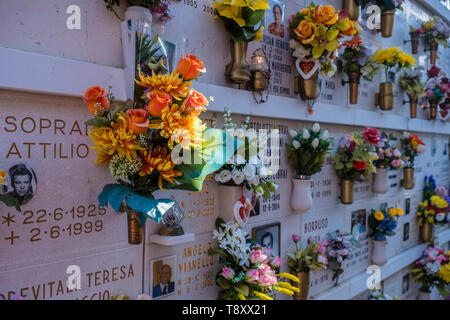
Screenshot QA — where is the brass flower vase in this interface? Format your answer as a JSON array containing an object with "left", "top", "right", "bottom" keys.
[
  {"left": 401, "top": 167, "right": 415, "bottom": 190},
  {"left": 380, "top": 10, "right": 394, "bottom": 38},
  {"left": 429, "top": 102, "right": 437, "bottom": 120},
  {"left": 430, "top": 41, "right": 438, "bottom": 65},
  {"left": 225, "top": 39, "right": 251, "bottom": 84},
  {"left": 409, "top": 31, "right": 420, "bottom": 54},
  {"left": 348, "top": 72, "right": 360, "bottom": 104},
  {"left": 293, "top": 270, "right": 310, "bottom": 300},
  {"left": 123, "top": 206, "right": 144, "bottom": 245},
  {"left": 298, "top": 70, "right": 319, "bottom": 100},
  {"left": 408, "top": 94, "right": 418, "bottom": 118},
  {"left": 342, "top": 0, "right": 359, "bottom": 21},
  {"left": 340, "top": 179, "right": 354, "bottom": 205},
  {"left": 420, "top": 222, "right": 433, "bottom": 243},
  {"left": 377, "top": 82, "right": 394, "bottom": 111}
]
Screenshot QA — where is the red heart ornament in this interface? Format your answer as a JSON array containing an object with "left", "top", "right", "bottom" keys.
[{"left": 300, "top": 61, "right": 315, "bottom": 74}]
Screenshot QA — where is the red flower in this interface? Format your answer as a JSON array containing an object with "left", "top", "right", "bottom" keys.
[
  {"left": 348, "top": 140, "right": 356, "bottom": 153},
  {"left": 427, "top": 65, "right": 441, "bottom": 78},
  {"left": 362, "top": 127, "right": 380, "bottom": 145},
  {"left": 353, "top": 160, "right": 366, "bottom": 171}
]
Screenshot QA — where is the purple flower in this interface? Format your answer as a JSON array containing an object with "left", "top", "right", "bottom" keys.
[{"left": 339, "top": 134, "right": 351, "bottom": 149}]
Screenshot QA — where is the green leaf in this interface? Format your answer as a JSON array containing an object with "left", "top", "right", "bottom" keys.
[
  {"left": 326, "top": 29, "right": 339, "bottom": 40},
  {"left": 242, "top": 28, "right": 257, "bottom": 41},
  {"left": 0, "top": 194, "right": 21, "bottom": 212},
  {"left": 312, "top": 46, "right": 325, "bottom": 59},
  {"left": 84, "top": 118, "right": 109, "bottom": 127},
  {"left": 207, "top": 247, "right": 228, "bottom": 259},
  {"left": 244, "top": 9, "right": 265, "bottom": 27},
  {"left": 217, "top": 277, "right": 231, "bottom": 290},
  {"left": 325, "top": 39, "right": 338, "bottom": 52},
  {"left": 235, "top": 284, "right": 249, "bottom": 296}
]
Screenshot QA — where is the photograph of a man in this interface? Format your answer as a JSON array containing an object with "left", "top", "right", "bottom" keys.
[{"left": 152, "top": 256, "right": 176, "bottom": 299}]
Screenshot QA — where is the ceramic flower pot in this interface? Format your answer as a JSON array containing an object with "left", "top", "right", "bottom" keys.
[
  {"left": 342, "top": 0, "right": 359, "bottom": 21},
  {"left": 348, "top": 72, "right": 360, "bottom": 104},
  {"left": 120, "top": 205, "right": 144, "bottom": 245},
  {"left": 340, "top": 179, "right": 354, "bottom": 205},
  {"left": 225, "top": 39, "right": 251, "bottom": 83},
  {"left": 291, "top": 177, "right": 313, "bottom": 213},
  {"left": 429, "top": 101, "right": 438, "bottom": 120},
  {"left": 298, "top": 70, "right": 319, "bottom": 100},
  {"left": 371, "top": 240, "right": 388, "bottom": 266},
  {"left": 401, "top": 168, "right": 415, "bottom": 190},
  {"left": 420, "top": 222, "right": 433, "bottom": 243},
  {"left": 377, "top": 82, "right": 394, "bottom": 111},
  {"left": 293, "top": 270, "right": 310, "bottom": 300},
  {"left": 372, "top": 167, "right": 389, "bottom": 194},
  {"left": 408, "top": 94, "right": 418, "bottom": 118},
  {"left": 380, "top": 9, "right": 394, "bottom": 38},
  {"left": 409, "top": 31, "right": 420, "bottom": 54},
  {"left": 429, "top": 41, "right": 438, "bottom": 65}
]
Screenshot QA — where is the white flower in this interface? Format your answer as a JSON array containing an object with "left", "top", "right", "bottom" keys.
[
  {"left": 231, "top": 169, "right": 245, "bottom": 185},
  {"left": 312, "top": 123, "right": 320, "bottom": 133},
  {"left": 243, "top": 164, "right": 256, "bottom": 180},
  {"left": 288, "top": 129, "right": 298, "bottom": 138},
  {"left": 417, "top": 145, "right": 426, "bottom": 154},
  {"left": 425, "top": 262, "right": 440, "bottom": 275},
  {"left": 248, "top": 154, "right": 260, "bottom": 165},
  {"left": 403, "top": 131, "right": 410, "bottom": 139},
  {"left": 436, "top": 212, "right": 446, "bottom": 222},
  {"left": 292, "top": 140, "right": 301, "bottom": 149},
  {"left": 215, "top": 170, "right": 232, "bottom": 183},
  {"left": 290, "top": 39, "right": 311, "bottom": 59},
  {"left": 312, "top": 138, "right": 319, "bottom": 149},
  {"left": 250, "top": 175, "right": 260, "bottom": 186},
  {"left": 322, "top": 130, "right": 329, "bottom": 139},
  {"left": 317, "top": 255, "right": 327, "bottom": 264},
  {"left": 302, "top": 129, "right": 310, "bottom": 139},
  {"left": 254, "top": 186, "right": 264, "bottom": 198},
  {"left": 259, "top": 166, "right": 273, "bottom": 177}
]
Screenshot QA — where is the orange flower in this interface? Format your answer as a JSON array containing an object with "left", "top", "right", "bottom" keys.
[
  {"left": 294, "top": 20, "right": 317, "bottom": 45},
  {"left": 126, "top": 109, "right": 149, "bottom": 134},
  {"left": 176, "top": 54, "right": 206, "bottom": 80},
  {"left": 341, "top": 35, "right": 363, "bottom": 50},
  {"left": 340, "top": 18, "right": 358, "bottom": 36},
  {"left": 146, "top": 89, "right": 172, "bottom": 117},
  {"left": 410, "top": 134, "right": 425, "bottom": 150},
  {"left": 184, "top": 90, "right": 208, "bottom": 116},
  {"left": 313, "top": 5, "right": 338, "bottom": 26},
  {"left": 83, "top": 86, "right": 110, "bottom": 116}
]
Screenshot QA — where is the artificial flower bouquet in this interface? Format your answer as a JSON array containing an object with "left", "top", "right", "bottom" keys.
[
  {"left": 326, "top": 230, "right": 360, "bottom": 285},
  {"left": 368, "top": 207, "right": 403, "bottom": 241},
  {"left": 373, "top": 133, "right": 403, "bottom": 170},
  {"left": 425, "top": 66, "right": 449, "bottom": 120},
  {"left": 410, "top": 239, "right": 450, "bottom": 297},
  {"left": 208, "top": 218, "right": 300, "bottom": 300},
  {"left": 288, "top": 3, "right": 360, "bottom": 79},
  {"left": 287, "top": 234, "right": 328, "bottom": 272},
  {"left": 421, "top": 17, "right": 450, "bottom": 48},
  {"left": 104, "top": 0, "right": 172, "bottom": 22},
  {"left": 214, "top": 108, "right": 277, "bottom": 199},
  {"left": 339, "top": 36, "right": 372, "bottom": 104},
  {"left": 333, "top": 127, "right": 379, "bottom": 204},
  {"left": 371, "top": 47, "right": 415, "bottom": 82},
  {"left": 83, "top": 55, "right": 236, "bottom": 244},
  {"left": 400, "top": 132, "right": 425, "bottom": 168},
  {"left": 0, "top": 169, "right": 21, "bottom": 211},
  {"left": 399, "top": 67, "right": 426, "bottom": 118},
  {"left": 417, "top": 176, "right": 449, "bottom": 228}
]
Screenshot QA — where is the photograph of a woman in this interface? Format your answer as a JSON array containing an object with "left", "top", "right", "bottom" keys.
[
  {"left": 267, "top": 1, "right": 285, "bottom": 38},
  {"left": 5, "top": 164, "right": 37, "bottom": 205}
]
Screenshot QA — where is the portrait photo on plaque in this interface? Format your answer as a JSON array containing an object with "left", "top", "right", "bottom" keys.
[
  {"left": 252, "top": 222, "right": 280, "bottom": 257},
  {"left": 266, "top": 0, "right": 285, "bottom": 38},
  {"left": 351, "top": 209, "right": 366, "bottom": 241},
  {"left": 0, "top": 163, "right": 37, "bottom": 206},
  {"left": 403, "top": 222, "right": 410, "bottom": 242},
  {"left": 151, "top": 255, "right": 176, "bottom": 299},
  {"left": 405, "top": 198, "right": 411, "bottom": 215}
]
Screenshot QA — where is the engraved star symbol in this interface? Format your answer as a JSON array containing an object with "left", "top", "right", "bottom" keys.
[{"left": 2, "top": 212, "right": 16, "bottom": 227}]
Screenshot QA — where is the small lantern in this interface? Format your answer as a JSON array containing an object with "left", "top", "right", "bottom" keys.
[{"left": 249, "top": 48, "right": 271, "bottom": 103}]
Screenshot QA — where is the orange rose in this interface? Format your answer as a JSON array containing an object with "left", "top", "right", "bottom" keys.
[
  {"left": 176, "top": 54, "right": 206, "bottom": 80},
  {"left": 294, "top": 20, "right": 317, "bottom": 45},
  {"left": 300, "top": 8, "right": 310, "bottom": 16},
  {"left": 314, "top": 5, "right": 338, "bottom": 25},
  {"left": 341, "top": 18, "right": 358, "bottom": 36},
  {"left": 185, "top": 90, "right": 208, "bottom": 116},
  {"left": 83, "top": 86, "right": 110, "bottom": 115},
  {"left": 146, "top": 89, "right": 172, "bottom": 117},
  {"left": 126, "top": 109, "right": 149, "bottom": 134}
]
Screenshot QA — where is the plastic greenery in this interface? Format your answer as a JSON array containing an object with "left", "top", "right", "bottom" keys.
[
  {"left": 368, "top": 207, "right": 403, "bottom": 240},
  {"left": 213, "top": 0, "right": 269, "bottom": 43},
  {"left": 400, "top": 132, "right": 425, "bottom": 168},
  {"left": 286, "top": 123, "right": 332, "bottom": 177},
  {"left": 399, "top": 67, "right": 426, "bottom": 99},
  {"left": 287, "top": 234, "right": 328, "bottom": 272},
  {"left": 339, "top": 36, "right": 372, "bottom": 75},
  {"left": 208, "top": 218, "right": 300, "bottom": 300},
  {"left": 422, "top": 17, "right": 450, "bottom": 47},
  {"left": 410, "top": 238, "right": 450, "bottom": 297}
]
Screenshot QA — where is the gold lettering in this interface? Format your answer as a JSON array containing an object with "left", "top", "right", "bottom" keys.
[
  {"left": 56, "top": 281, "right": 64, "bottom": 296},
  {"left": 5, "top": 116, "right": 17, "bottom": 132},
  {"left": 23, "top": 142, "right": 35, "bottom": 158},
  {"left": 103, "top": 269, "right": 110, "bottom": 284},
  {"left": 69, "top": 121, "right": 83, "bottom": 135},
  {"left": 94, "top": 271, "right": 101, "bottom": 286},
  {"left": 54, "top": 119, "right": 66, "bottom": 135},
  {"left": 6, "top": 142, "right": 22, "bottom": 159},
  {"left": 39, "top": 118, "right": 51, "bottom": 134},
  {"left": 21, "top": 117, "right": 36, "bottom": 133}
]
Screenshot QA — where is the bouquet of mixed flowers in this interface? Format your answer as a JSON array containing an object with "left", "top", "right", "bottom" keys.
[
  {"left": 411, "top": 239, "right": 450, "bottom": 297},
  {"left": 287, "top": 234, "right": 328, "bottom": 272},
  {"left": 373, "top": 133, "right": 403, "bottom": 170},
  {"left": 369, "top": 207, "right": 403, "bottom": 241},
  {"left": 0, "top": 169, "right": 21, "bottom": 211},
  {"left": 83, "top": 55, "right": 235, "bottom": 227},
  {"left": 365, "top": 47, "right": 415, "bottom": 82},
  {"left": 333, "top": 127, "right": 380, "bottom": 182},
  {"left": 286, "top": 123, "right": 332, "bottom": 177},
  {"left": 326, "top": 230, "right": 360, "bottom": 284},
  {"left": 339, "top": 36, "right": 372, "bottom": 76},
  {"left": 421, "top": 17, "right": 450, "bottom": 47},
  {"left": 213, "top": 0, "right": 268, "bottom": 43},
  {"left": 104, "top": 0, "right": 172, "bottom": 22},
  {"left": 208, "top": 218, "right": 300, "bottom": 300},
  {"left": 214, "top": 108, "right": 277, "bottom": 199},
  {"left": 425, "top": 66, "right": 449, "bottom": 105},
  {"left": 400, "top": 132, "right": 425, "bottom": 168},
  {"left": 288, "top": 3, "right": 360, "bottom": 77},
  {"left": 417, "top": 176, "right": 450, "bottom": 226},
  {"left": 399, "top": 67, "right": 427, "bottom": 100}
]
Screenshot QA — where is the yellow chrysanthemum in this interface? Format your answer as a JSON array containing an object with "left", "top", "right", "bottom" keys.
[
  {"left": 88, "top": 113, "right": 140, "bottom": 164},
  {"left": 149, "top": 104, "right": 205, "bottom": 150},
  {"left": 135, "top": 71, "right": 191, "bottom": 100},
  {"left": 374, "top": 211, "right": 385, "bottom": 221},
  {"left": 427, "top": 217, "right": 434, "bottom": 224},
  {"left": 139, "top": 146, "right": 182, "bottom": 190},
  {"left": 388, "top": 208, "right": 397, "bottom": 217},
  {"left": 253, "top": 291, "right": 273, "bottom": 300},
  {"left": 437, "top": 264, "right": 450, "bottom": 283},
  {"left": 429, "top": 209, "right": 435, "bottom": 215},
  {"left": 0, "top": 170, "right": 6, "bottom": 185},
  {"left": 396, "top": 208, "right": 404, "bottom": 216},
  {"left": 398, "top": 52, "right": 415, "bottom": 66}
]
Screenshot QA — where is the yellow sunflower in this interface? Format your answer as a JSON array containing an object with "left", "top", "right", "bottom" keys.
[{"left": 135, "top": 71, "right": 191, "bottom": 100}]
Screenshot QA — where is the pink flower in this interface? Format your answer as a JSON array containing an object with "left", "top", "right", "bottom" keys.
[
  {"left": 436, "top": 186, "right": 448, "bottom": 197},
  {"left": 259, "top": 274, "right": 277, "bottom": 286},
  {"left": 426, "top": 90, "right": 434, "bottom": 97},
  {"left": 292, "top": 234, "right": 300, "bottom": 243},
  {"left": 426, "top": 248, "right": 441, "bottom": 261},
  {"left": 221, "top": 267, "right": 235, "bottom": 280},
  {"left": 391, "top": 159, "right": 403, "bottom": 168},
  {"left": 317, "top": 255, "right": 328, "bottom": 265},
  {"left": 250, "top": 250, "right": 268, "bottom": 264},
  {"left": 363, "top": 127, "right": 381, "bottom": 145},
  {"left": 417, "top": 28, "right": 424, "bottom": 34},
  {"left": 246, "top": 269, "right": 260, "bottom": 284},
  {"left": 393, "top": 149, "right": 401, "bottom": 158},
  {"left": 270, "top": 256, "right": 283, "bottom": 268}
]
